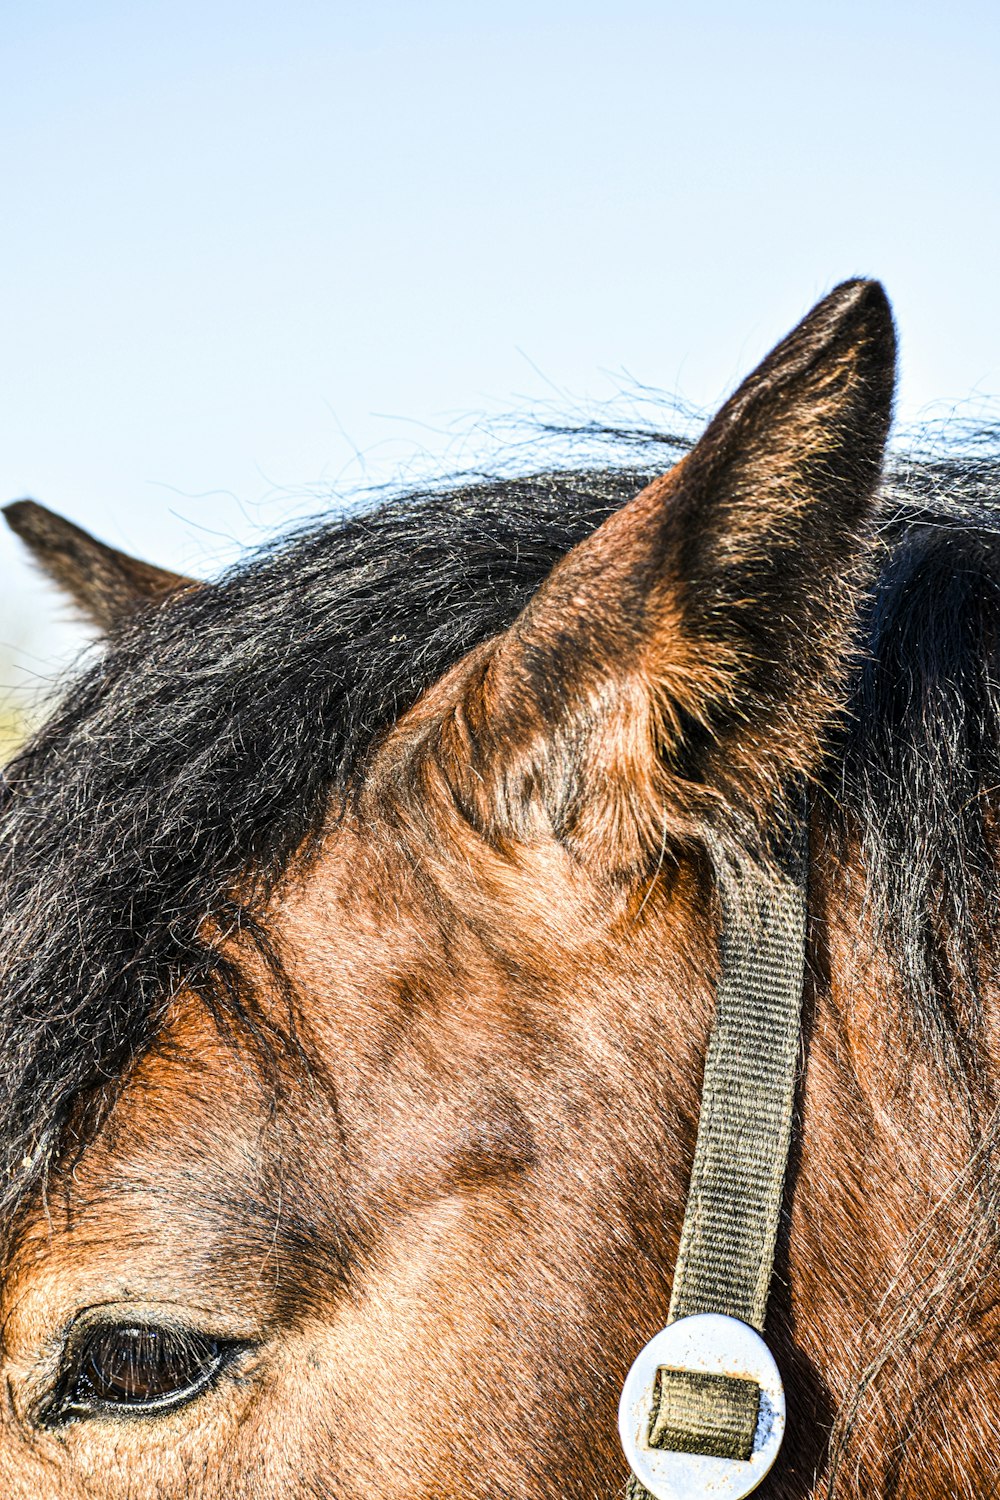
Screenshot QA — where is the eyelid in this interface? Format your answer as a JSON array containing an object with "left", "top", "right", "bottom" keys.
[
  {"left": 61, "top": 1299, "right": 262, "bottom": 1347},
  {"left": 59, "top": 1301, "right": 255, "bottom": 1353}
]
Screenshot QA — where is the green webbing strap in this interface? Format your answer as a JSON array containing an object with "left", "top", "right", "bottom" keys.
[
  {"left": 647, "top": 1367, "right": 760, "bottom": 1459},
  {"left": 668, "top": 837, "right": 807, "bottom": 1327},
  {"left": 627, "top": 829, "right": 807, "bottom": 1496}
]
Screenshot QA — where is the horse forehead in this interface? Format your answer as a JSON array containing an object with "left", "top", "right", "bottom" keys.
[
  {"left": 72, "top": 999, "right": 284, "bottom": 1189},
  {"left": 272, "top": 811, "right": 633, "bottom": 987},
  {"left": 275, "top": 827, "right": 418, "bottom": 975}
]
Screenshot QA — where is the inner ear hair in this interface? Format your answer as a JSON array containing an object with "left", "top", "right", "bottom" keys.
[{"left": 3, "top": 500, "right": 196, "bottom": 632}]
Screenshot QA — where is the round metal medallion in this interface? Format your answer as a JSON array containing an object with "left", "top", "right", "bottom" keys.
[{"left": 618, "top": 1313, "right": 785, "bottom": 1500}]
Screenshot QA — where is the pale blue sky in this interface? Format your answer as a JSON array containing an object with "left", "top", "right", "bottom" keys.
[{"left": 3, "top": 1, "right": 1000, "bottom": 706}]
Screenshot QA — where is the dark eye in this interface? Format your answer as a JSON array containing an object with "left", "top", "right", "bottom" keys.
[{"left": 48, "top": 1323, "right": 240, "bottom": 1423}]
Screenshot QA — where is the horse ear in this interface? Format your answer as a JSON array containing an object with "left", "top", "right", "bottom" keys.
[
  {"left": 403, "top": 279, "right": 896, "bottom": 869},
  {"left": 3, "top": 501, "right": 195, "bottom": 631}
]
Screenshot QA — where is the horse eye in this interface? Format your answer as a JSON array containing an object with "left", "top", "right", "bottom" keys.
[{"left": 50, "top": 1323, "right": 235, "bottom": 1422}]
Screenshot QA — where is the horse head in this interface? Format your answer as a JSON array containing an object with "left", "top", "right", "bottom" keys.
[{"left": 2, "top": 282, "right": 997, "bottom": 1498}]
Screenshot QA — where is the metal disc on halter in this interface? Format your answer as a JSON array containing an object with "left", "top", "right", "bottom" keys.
[{"left": 618, "top": 1314, "right": 785, "bottom": 1500}]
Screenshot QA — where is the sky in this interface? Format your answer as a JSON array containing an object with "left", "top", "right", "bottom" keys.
[{"left": 2, "top": 0, "right": 1000, "bottom": 724}]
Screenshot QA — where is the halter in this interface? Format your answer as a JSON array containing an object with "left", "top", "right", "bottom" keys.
[{"left": 619, "top": 820, "right": 808, "bottom": 1500}]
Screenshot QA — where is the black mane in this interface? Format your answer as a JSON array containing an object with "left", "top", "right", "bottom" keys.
[{"left": 2, "top": 442, "right": 1000, "bottom": 1228}]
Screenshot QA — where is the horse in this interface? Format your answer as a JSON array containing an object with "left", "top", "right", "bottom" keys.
[{"left": 1, "top": 279, "right": 998, "bottom": 1499}]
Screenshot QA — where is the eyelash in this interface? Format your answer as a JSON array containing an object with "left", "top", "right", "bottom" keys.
[{"left": 42, "top": 1322, "right": 248, "bottom": 1426}]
